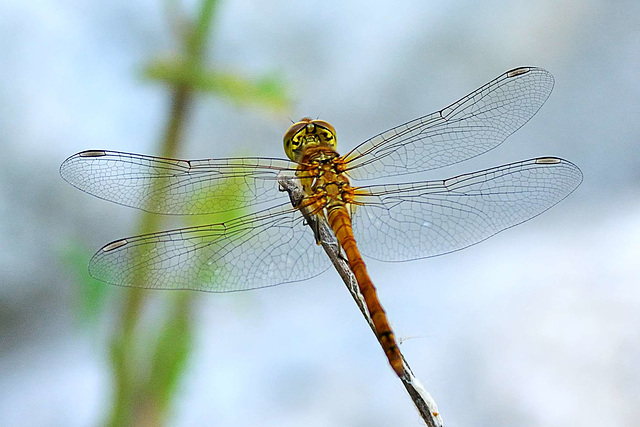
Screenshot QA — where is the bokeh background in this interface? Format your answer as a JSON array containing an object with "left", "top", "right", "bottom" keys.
[{"left": 2, "top": 0, "right": 639, "bottom": 426}]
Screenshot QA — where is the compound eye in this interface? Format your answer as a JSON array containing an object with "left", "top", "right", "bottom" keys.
[
  {"left": 284, "top": 121, "right": 307, "bottom": 142},
  {"left": 313, "top": 120, "right": 336, "bottom": 136},
  {"left": 312, "top": 120, "right": 336, "bottom": 144},
  {"left": 284, "top": 121, "right": 309, "bottom": 161}
]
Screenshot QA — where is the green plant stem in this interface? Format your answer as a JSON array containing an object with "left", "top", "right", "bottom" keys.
[{"left": 106, "top": 1, "right": 218, "bottom": 426}]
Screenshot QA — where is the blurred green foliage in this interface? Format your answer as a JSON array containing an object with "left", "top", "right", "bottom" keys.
[
  {"left": 144, "top": 59, "right": 289, "bottom": 111},
  {"left": 146, "top": 292, "right": 194, "bottom": 419},
  {"left": 61, "top": 242, "right": 111, "bottom": 325},
  {"left": 60, "top": 0, "right": 290, "bottom": 426}
]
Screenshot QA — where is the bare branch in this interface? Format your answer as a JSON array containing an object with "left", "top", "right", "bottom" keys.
[{"left": 278, "top": 175, "right": 444, "bottom": 427}]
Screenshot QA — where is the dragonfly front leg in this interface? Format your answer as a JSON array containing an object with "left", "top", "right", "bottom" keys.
[
  {"left": 279, "top": 179, "right": 304, "bottom": 208},
  {"left": 316, "top": 217, "right": 345, "bottom": 263},
  {"left": 278, "top": 173, "right": 345, "bottom": 257}
]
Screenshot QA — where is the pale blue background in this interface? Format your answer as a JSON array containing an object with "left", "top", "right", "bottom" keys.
[{"left": 1, "top": 0, "right": 639, "bottom": 426}]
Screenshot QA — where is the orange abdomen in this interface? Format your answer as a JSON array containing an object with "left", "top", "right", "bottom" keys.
[{"left": 327, "top": 206, "right": 403, "bottom": 377}]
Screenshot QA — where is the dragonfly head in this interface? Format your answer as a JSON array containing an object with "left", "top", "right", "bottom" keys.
[{"left": 283, "top": 118, "right": 337, "bottom": 162}]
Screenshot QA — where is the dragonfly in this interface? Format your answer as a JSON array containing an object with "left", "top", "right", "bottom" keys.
[{"left": 60, "top": 66, "right": 582, "bottom": 377}]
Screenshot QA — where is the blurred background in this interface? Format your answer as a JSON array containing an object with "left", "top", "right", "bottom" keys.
[{"left": 1, "top": 0, "right": 639, "bottom": 426}]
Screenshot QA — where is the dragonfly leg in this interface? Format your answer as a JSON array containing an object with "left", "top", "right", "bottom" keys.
[
  {"left": 303, "top": 216, "right": 322, "bottom": 245},
  {"left": 336, "top": 245, "right": 348, "bottom": 263}
]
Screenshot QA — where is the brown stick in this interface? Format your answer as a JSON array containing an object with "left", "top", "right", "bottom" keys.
[{"left": 278, "top": 175, "right": 444, "bottom": 427}]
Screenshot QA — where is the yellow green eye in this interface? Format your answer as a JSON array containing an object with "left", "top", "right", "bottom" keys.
[{"left": 283, "top": 118, "right": 338, "bottom": 161}]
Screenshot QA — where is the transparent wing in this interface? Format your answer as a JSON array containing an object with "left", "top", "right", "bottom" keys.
[
  {"left": 88, "top": 204, "right": 332, "bottom": 292},
  {"left": 343, "top": 67, "right": 555, "bottom": 180},
  {"left": 352, "top": 158, "right": 582, "bottom": 261},
  {"left": 60, "top": 150, "right": 297, "bottom": 215}
]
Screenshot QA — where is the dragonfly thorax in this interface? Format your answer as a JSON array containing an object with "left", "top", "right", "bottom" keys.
[
  {"left": 295, "top": 146, "right": 355, "bottom": 216},
  {"left": 283, "top": 118, "right": 337, "bottom": 162}
]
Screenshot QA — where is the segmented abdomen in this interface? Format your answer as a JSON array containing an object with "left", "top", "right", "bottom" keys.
[{"left": 326, "top": 206, "right": 403, "bottom": 377}]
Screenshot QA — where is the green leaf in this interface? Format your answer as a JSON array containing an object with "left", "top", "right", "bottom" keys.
[
  {"left": 147, "top": 293, "right": 194, "bottom": 412},
  {"left": 181, "top": 170, "right": 250, "bottom": 287},
  {"left": 59, "top": 241, "right": 111, "bottom": 325},
  {"left": 142, "top": 58, "right": 290, "bottom": 111}
]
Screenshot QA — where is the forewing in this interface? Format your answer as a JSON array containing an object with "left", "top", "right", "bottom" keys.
[
  {"left": 352, "top": 158, "right": 582, "bottom": 261},
  {"left": 88, "top": 204, "right": 332, "bottom": 292},
  {"left": 343, "top": 67, "right": 555, "bottom": 180},
  {"left": 60, "top": 150, "right": 297, "bottom": 214}
]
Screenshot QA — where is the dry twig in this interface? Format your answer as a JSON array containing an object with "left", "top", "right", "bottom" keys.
[{"left": 278, "top": 175, "right": 444, "bottom": 427}]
